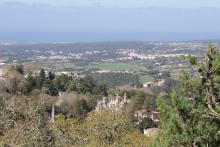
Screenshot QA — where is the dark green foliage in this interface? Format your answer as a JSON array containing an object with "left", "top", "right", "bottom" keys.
[
  {"left": 36, "top": 69, "right": 46, "bottom": 89},
  {"left": 85, "top": 94, "right": 100, "bottom": 111},
  {"left": 15, "top": 69, "right": 108, "bottom": 97},
  {"left": 125, "top": 90, "right": 157, "bottom": 121},
  {"left": 74, "top": 98, "right": 89, "bottom": 119},
  {"left": 66, "top": 81, "right": 77, "bottom": 92},
  {"left": 24, "top": 73, "right": 36, "bottom": 93},
  {"left": 138, "top": 117, "right": 157, "bottom": 132},
  {"left": 161, "top": 78, "right": 180, "bottom": 93},
  {"left": 146, "top": 70, "right": 171, "bottom": 79},
  {"left": 66, "top": 76, "right": 108, "bottom": 96},
  {"left": 129, "top": 90, "right": 156, "bottom": 112},
  {"left": 58, "top": 96, "right": 89, "bottom": 119},
  {"left": 132, "top": 91, "right": 146, "bottom": 110},
  {"left": 42, "top": 78, "right": 58, "bottom": 96},
  {"left": 53, "top": 74, "right": 70, "bottom": 91},
  {"left": 10, "top": 64, "right": 24, "bottom": 75},
  {"left": 16, "top": 65, "right": 24, "bottom": 74},
  {"left": 37, "top": 69, "right": 46, "bottom": 88},
  {"left": 5, "top": 66, "right": 26, "bottom": 95},
  {"left": 91, "top": 72, "right": 140, "bottom": 87},
  {"left": 39, "top": 69, "right": 45, "bottom": 79},
  {"left": 157, "top": 90, "right": 220, "bottom": 146},
  {"left": 144, "top": 94, "right": 157, "bottom": 111},
  {"left": 48, "top": 72, "right": 55, "bottom": 81},
  {"left": 155, "top": 45, "right": 220, "bottom": 147}
]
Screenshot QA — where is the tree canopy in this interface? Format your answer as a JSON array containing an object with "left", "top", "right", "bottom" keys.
[{"left": 154, "top": 45, "right": 220, "bottom": 147}]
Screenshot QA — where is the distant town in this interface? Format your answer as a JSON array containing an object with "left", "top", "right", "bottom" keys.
[{"left": 0, "top": 41, "right": 217, "bottom": 87}]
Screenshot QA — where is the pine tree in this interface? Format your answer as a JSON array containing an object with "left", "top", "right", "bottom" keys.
[{"left": 154, "top": 45, "right": 220, "bottom": 147}]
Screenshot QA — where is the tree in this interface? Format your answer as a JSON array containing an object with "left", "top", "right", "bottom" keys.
[
  {"left": 11, "top": 64, "right": 24, "bottom": 75},
  {"left": 129, "top": 91, "right": 146, "bottom": 113},
  {"left": 57, "top": 93, "right": 89, "bottom": 119},
  {"left": 154, "top": 45, "right": 220, "bottom": 147},
  {"left": 48, "top": 72, "right": 55, "bottom": 81},
  {"left": 144, "top": 94, "right": 157, "bottom": 111},
  {"left": 39, "top": 69, "right": 46, "bottom": 79},
  {"left": 73, "top": 98, "right": 89, "bottom": 119},
  {"left": 24, "top": 73, "right": 36, "bottom": 93},
  {"left": 53, "top": 74, "right": 70, "bottom": 92},
  {"left": 51, "top": 109, "right": 148, "bottom": 146},
  {"left": 138, "top": 117, "right": 157, "bottom": 132},
  {"left": 5, "top": 68, "right": 26, "bottom": 95},
  {"left": 51, "top": 115, "right": 86, "bottom": 146},
  {"left": 42, "top": 79, "right": 58, "bottom": 96},
  {"left": 85, "top": 109, "right": 134, "bottom": 146},
  {"left": 0, "top": 95, "right": 55, "bottom": 146},
  {"left": 36, "top": 69, "right": 46, "bottom": 89},
  {"left": 66, "top": 81, "right": 77, "bottom": 92}
]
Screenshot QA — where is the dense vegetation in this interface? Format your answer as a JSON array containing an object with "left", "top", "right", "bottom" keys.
[
  {"left": 152, "top": 45, "right": 220, "bottom": 146},
  {"left": 0, "top": 45, "right": 220, "bottom": 146},
  {"left": 91, "top": 72, "right": 141, "bottom": 88}
]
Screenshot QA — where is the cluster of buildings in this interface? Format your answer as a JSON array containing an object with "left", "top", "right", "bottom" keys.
[
  {"left": 118, "top": 48, "right": 184, "bottom": 61},
  {"left": 24, "top": 69, "right": 80, "bottom": 78},
  {"left": 95, "top": 92, "right": 129, "bottom": 111},
  {"left": 35, "top": 50, "right": 104, "bottom": 61},
  {"left": 134, "top": 109, "right": 160, "bottom": 136},
  {"left": 95, "top": 92, "right": 161, "bottom": 137},
  {"left": 134, "top": 109, "right": 160, "bottom": 125}
]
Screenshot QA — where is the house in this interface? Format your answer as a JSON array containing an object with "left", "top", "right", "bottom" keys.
[
  {"left": 134, "top": 109, "right": 160, "bottom": 125},
  {"left": 0, "top": 60, "right": 6, "bottom": 66},
  {"left": 134, "top": 109, "right": 148, "bottom": 122},
  {"left": 144, "top": 128, "right": 159, "bottom": 137},
  {"left": 55, "top": 71, "right": 72, "bottom": 76},
  {"left": 143, "top": 82, "right": 153, "bottom": 88},
  {"left": 149, "top": 111, "right": 160, "bottom": 125},
  {"left": 0, "top": 69, "right": 5, "bottom": 77},
  {"left": 31, "top": 70, "right": 41, "bottom": 77},
  {"left": 155, "top": 79, "right": 165, "bottom": 87}
]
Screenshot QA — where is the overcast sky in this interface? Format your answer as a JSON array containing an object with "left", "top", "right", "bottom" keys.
[{"left": 0, "top": 0, "right": 220, "bottom": 42}]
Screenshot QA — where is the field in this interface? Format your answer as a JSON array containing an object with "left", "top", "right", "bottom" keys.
[
  {"left": 89, "top": 63, "right": 147, "bottom": 72},
  {"left": 139, "top": 75, "right": 155, "bottom": 84},
  {"left": 37, "top": 62, "right": 78, "bottom": 71}
]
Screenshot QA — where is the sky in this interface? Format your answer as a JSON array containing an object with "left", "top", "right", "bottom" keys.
[
  {"left": 0, "top": 0, "right": 220, "bottom": 42},
  {"left": 1, "top": 0, "right": 220, "bottom": 8}
]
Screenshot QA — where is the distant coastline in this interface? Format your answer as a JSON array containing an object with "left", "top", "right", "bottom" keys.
[{"left": 0, "top": 32, "right": 220, "bottom": 44}]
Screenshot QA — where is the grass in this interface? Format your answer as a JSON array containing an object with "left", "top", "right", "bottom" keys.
[
  {"left": 139, "top": 75, "right": 154, "bottom": 84},
  {"left": 90, "top": 63, "right": 147, "bottom": 72},
  {"left": 37, "top": 62, "right": 78, "bottom": 71}
]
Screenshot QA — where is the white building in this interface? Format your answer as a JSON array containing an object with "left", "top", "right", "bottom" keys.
[
  {"left": 155, "top": 79, "right": 165, "bottom": 87},
  {"left": 149, "top": 111, "right": 160, "bottom": 125},
  {"left": 144, "top": 128, "right": 159, "bottom": 137},
  {"left": 0, "top": 69, "right": 5, "bottom": 77},
  {"left": 95, "top": 92, "right": 128, "bottom": 111},
  {"left": 55, "top": 71, "right": 72, "bottom": 76},
  {"left": 143, "top": 82, "right": 153, "bottom": 88}
]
